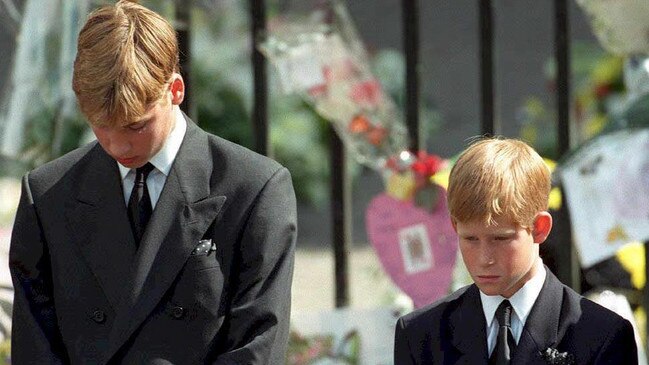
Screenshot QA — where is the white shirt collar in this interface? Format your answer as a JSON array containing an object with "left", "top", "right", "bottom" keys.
[
  {"left": 480, "top": 258, "right": 546, "bottom": 328},
  {"left": 117, "top": 106, "right": 187, "bottom": 179}
]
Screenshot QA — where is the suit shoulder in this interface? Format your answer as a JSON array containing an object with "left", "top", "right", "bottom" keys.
[
  {"left": 26, "top": 142, "right": 98, "bottom": 195},
  {"left": 204, "top": 132, "right": 286, "bottom": 182},
  {"left": 200, "top": 132, "right": 290, "bottom": 196},
  {"left": 399, "top": 285, "right": 473, "bottom": 329},
  {"left": 560, "top": 284, "right": 633, "bottom": 337}
]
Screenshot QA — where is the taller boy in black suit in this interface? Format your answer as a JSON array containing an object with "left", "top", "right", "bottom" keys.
[
  {"left": 9, "top": 1, "right": 296, "bottom": 364},
  {"left": 394, "top": 138, "right": 637, "bottom": 364}
]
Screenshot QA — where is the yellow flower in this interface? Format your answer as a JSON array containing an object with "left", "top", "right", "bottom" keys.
[{"left": 616, "top": 242, "right": 645, "bottom": 290}]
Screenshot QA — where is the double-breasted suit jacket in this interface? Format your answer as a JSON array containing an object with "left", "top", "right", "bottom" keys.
[
  {"left": 10, "top": 116, "right": 297, "bottom": 364},
  {"left": 394, "top": 269, "right": 637, "bottom": 365}
]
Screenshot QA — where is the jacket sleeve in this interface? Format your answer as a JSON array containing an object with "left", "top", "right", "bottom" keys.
[
  {"left": 9, "top": 174, "right": 69, "bottom": 364},
  {"left": 212, "top": 167, "right": 297, "bottom": 365},
  {"left": 593, "top": 318, "right": 638, "bottom": 365}
]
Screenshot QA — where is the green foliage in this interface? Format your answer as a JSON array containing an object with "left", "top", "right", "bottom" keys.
[
  {"left": 5, "top": 2, "right": 443, "bottom": 209},
  {"left": 193, "top": 63, "right": 254, "bottom": 149},
  {"left": 0, "top": 339, "right": 9, "bottom": 365},
  {"left": 19, "top": 107, "right": 88, "bottom": 171},
  {"left": 271, "top": 99, "right": 332, "bottom": 206},
  {"left": 518, "top": 41, "right": 627, "bottom": 158}
]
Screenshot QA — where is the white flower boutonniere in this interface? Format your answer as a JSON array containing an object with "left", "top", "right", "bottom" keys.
[{"left": 540, "top": 348, "right": 575, "bottom": 365}]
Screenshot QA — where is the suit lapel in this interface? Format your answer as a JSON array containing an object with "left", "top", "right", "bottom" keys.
[
  {"left": 66, "top": 144, "right": 136, "bottom": 309},
  {"left": 512, "top": 268, "right": 564, "bottom": 364},
  {"left": 104, "top": 118, "right": 226, "bottom": 363},
  {"left": 448, "top": 285, "right": 490, "bottom": 364}
]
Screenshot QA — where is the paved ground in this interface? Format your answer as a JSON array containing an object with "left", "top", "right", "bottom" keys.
[{"left": 291, "top": 246, "right": 404, "bottom": 312}]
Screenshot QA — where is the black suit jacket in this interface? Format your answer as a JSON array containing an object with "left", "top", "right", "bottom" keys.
[
  {"left": 394, "top": 269, "right": 638, "bottom": 364},
  {"left": 9, "top": 116, "right": 297, "bottom": 364}
]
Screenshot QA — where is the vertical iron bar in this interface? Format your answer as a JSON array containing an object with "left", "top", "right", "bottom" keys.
[
  {"left": 331, "top": 129, "right": 351, "bottom": 308},
  {"left": 554, "top": 0, "right": 580, "bottom": 292},
  {"left": 403, "top": 0, "right": 420, "bottom": 150},
  {"left": 251, "top": 0, "right": 270, "bottom": 156},
  {"left": 555, "top": 0, "right": 570, "bottom": 156},
  {"left": 479, "top": 0, "right": 495, "bottom": 135},
  {"left": 176, "top": 0, "right": 193, "bottom": 119}
]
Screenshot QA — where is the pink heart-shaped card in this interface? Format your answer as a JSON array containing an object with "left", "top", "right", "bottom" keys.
[{"left": 366, "top": 185, "right": 458, "bottom": 308}]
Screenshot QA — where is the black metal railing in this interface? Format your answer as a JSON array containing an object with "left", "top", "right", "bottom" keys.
[
  {"left": 177, "top": 4, "right": 647, "bottom": 350},
  {"left": 241, "top": 0, "right": 580, "bottom": 310}
]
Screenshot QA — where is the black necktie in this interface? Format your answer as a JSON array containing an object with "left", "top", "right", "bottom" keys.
[
  {"left": 127, "top": 163, "right": 155, "bottom": 245},
  {"left": 489, "top": 300, "right": 516, "bottom": 365}
]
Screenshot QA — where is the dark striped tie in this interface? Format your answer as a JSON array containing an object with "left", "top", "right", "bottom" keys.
[
  {"left": 127, "top": 162, "right": 155, "bottom": 246},
  {"left": 489, "top": 300, "right": 516, "bottom": 365}
]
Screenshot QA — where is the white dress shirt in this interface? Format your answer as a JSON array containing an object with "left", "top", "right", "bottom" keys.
[
  {"left": 118, "top": 106, "right": 187, "bottom": 209},
  {"left": 480, "top": 258, "right": 546, "bottom": 357}
]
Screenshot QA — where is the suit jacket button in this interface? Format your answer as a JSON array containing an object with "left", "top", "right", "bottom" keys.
[
  {"left": 172, "top": 306, "right": 185, "bottom": 319},
  {"left": 92, "top": 310, "right": 106, "bottom": 323}
]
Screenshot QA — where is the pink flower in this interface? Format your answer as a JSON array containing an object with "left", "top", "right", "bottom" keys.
[{"left": 350, "top": 79, "right": 383, "bottom": 106}]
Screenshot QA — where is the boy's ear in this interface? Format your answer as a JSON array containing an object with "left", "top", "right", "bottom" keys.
[
  {"left": 169, "top": 73, "right": 185, "bottom": 106},
  {"left": 532, "top": 211, "right": 552, "bottom": 244}
]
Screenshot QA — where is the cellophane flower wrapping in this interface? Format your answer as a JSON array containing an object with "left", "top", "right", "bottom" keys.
[{"left": 259, "top": 0, "right": 409, "bottom": 170}]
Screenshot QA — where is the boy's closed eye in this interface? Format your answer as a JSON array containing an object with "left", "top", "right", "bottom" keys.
[{"left": 126, "top": 120, "right": 149, "bottom": 131}]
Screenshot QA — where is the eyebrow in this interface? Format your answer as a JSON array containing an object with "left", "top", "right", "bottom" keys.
[
  {"left": 458, "top": 230, "right": 516, "bottom": 237},
  {"left": 489, "top": 231, "right": 517, "bottom": 237}
]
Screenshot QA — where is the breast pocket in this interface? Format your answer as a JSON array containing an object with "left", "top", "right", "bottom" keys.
[
  {"left": 184, "top": 252, "right": 220, "bottom": 272},
  {"left": 171, "top": 255, "right": 225, "bottom": 321},
  {"left": 184, "top": 238, "right": 221, "bottom": 272}
]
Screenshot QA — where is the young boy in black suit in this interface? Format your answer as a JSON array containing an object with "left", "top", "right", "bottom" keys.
[
  {"left": 9, "top": 1, "right": 296, "bottom": 363},
  {"left": 394, "top": 137, "right": 637, "bottom": 364}
]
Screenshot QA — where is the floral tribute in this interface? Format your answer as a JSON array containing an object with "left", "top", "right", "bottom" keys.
[
  {"left": 259, "top": 1, "right": 408, "bottom": 170},
  {"left": 260, "top": 1, "right": 458, "bottom": 308},
  {"left": 383, "top": 150, "right": 447, "bottom": 209},
  {"left": 286, "top": 329, "right": 360, "bottom": 365}
]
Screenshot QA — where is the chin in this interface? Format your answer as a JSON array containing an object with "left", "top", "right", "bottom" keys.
[{"left": 475, "top": 284, "right": 498, "bottom": 296}]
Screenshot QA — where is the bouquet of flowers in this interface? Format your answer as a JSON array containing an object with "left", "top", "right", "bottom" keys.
[
  {"left": 287, "top": 329, "right": 360, "bottom": 365},
  {"left": 259, "top": 0, "right": 408, "bottom": 170},
  {"left": 383, "top": 150, "right": 446, "bottom": 210}
]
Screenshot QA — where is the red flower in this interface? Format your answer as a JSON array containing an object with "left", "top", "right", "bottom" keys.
[
  {"left": 594, "top": 83, "right": 611, "bottom": 100},
  {"left": 411, "top": 152, "right": 443, "bottom": 178}
]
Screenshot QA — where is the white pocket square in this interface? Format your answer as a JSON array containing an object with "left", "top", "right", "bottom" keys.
[{"left": 191, "top": 239, "right": 216, "bottom": 256}]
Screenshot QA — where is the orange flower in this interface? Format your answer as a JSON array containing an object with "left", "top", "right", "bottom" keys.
[{"left": 348, "top": 115, "right": 371, "bottom": 134}]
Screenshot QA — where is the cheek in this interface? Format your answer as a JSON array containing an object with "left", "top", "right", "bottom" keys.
[
  {"left": 92, "top": 129, "right": 107, "bottom": 144},
  {"left": 131, "top": 129, "right": 156, "bottom": 149},
  {"left": 459, "top": 244, "right": 477, "bottom": 265},
  {"left": 147, "top": 124, "right": 167, "bottom": 146},
  {"left": 92, "top": 130, "right": 115, "bottom": 151},
  {"left": 501, "top": 245, "right": 529, "bottom": 269}
]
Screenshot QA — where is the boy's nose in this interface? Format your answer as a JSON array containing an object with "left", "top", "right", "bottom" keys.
[
  {"left": 107, "top": 137, "right": 131, "bottom": 157},
  {"left": 480, "top": 247, "right": 495, "bottom": 265}
]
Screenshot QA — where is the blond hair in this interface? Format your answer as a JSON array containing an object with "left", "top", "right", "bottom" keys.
[
  {"left": 72, "top": 0, "right": 179, "bottom": 126},
  {"left": 447, "top": 137, "right": 551, "bottom": 228}
]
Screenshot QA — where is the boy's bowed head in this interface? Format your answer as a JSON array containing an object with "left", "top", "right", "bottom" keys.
[{"left": 447, "top": 137, "right": 553, "bottom": 298}]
